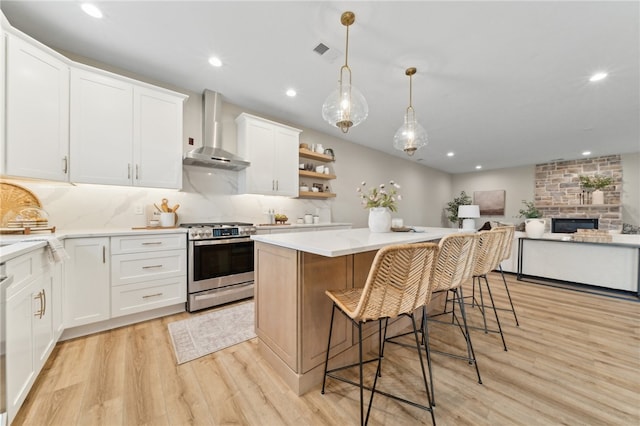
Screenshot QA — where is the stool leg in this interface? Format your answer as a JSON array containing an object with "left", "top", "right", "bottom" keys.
[
  {"left": 482, "top": 275, "right": 508, "bottom": 351},
  {"left": 321, "top": 303, "right": 337, "bottom": 394},
  {"left": 358, "top": 322, "right": 365, "bottom": 426},
  {"left": 410, "top": 313, "right": 436, "bottom": 424},
  {"left": 421, "top": 307, "right": 436, "bottom": 406},
  {"left": 499, "top": 265, "right": 520, "bottom": 326},
  {"left": 475, "top": 275, "right": 489, "bottom": 333},
  {"left": 456, "top": 286, "right": 482, "bottom": 384},
  {"left": 366, "top": 318, "right": 388, "bottom": 424}
]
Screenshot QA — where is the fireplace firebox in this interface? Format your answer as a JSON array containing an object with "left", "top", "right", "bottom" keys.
[{"left": 551, "top": 218, "right": 598, "bottom": 233}]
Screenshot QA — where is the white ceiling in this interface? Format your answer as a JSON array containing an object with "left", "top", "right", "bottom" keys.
[{"left": 2, "top": 1, "right": 639, "bottom": 174}]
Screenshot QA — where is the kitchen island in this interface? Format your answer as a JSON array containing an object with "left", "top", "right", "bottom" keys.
[{"left": 250, "top": 227, "right": 457, "bottom": 395}]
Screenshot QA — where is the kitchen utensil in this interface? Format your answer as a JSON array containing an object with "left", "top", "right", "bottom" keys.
[
  {"left": 153, "top": 203, "right": 162, "bottom": 212},
  {"left": 172, "top": 204, "right": 180, "bottom": 212},
  {"left": 161, "top": 198, "right": 170, "bottom": 212}
]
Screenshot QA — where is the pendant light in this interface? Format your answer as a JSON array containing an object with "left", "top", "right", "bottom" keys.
[
  {"left": 393, "top": 67, "right": 428, "bottom": 156},
  {"left": 321, "top": 11, "right": 368, "bottom": 133}
]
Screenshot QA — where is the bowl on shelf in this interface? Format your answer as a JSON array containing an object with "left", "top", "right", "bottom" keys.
[{"left": 300, "top": 186, "right": 309, "bottom": 192}]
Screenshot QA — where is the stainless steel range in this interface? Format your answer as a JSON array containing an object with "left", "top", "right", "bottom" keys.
[{"left": 181, "top": 222, "right": 256, "bottom": 312}]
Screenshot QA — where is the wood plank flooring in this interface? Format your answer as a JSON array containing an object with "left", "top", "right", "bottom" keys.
[{"left": 12, "top": 272, "right": 640, "bottom": 425}]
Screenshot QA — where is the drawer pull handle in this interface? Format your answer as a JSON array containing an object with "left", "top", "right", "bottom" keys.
[
  {"left": 142, "top": 264, "right": 163, "bottom": 269},
  {"left": 142, "top": 293, "right": 163, "bottom": 299},
  {"left": 142, "top": 242, "right": 163, "bottom": 245}
]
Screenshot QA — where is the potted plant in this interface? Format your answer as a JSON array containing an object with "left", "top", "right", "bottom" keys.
[
  {"left": 519, "top": 200, "right": 544, "bottom": 238},
  {"left": 445, "top": 191, "right": 472, "bottom": 228},
  {"left": 357, "top": 180, "right": 401, "bottom": 232},
  {"left": 578, "top": 174, "right": 613, "bottom": 204}
]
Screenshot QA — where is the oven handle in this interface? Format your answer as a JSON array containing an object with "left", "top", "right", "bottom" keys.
[{"left": 193, "top": 237, "right": 253, "bottom": 246}]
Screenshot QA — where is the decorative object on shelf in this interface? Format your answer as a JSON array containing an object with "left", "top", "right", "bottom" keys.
[
  {"left": 473, "top": 189, "right": 505, "bottom": 215},
  {"left": 274, "top": 214, "right": 288, "bottom": 224},
  {"left": 458, "top": 205, "right": 480, "bottom": 231},
  {"left": 393, "top": 67, "right": 427, "bottom": 156},
  {"left": 323, "top": 148, "right": 335, "bottom": 159},
  {"left": 321, "top": 11, "right": 368, "bottom": 133},
  {"left": 312, "top": 183, "right": 324, "bottom": 192},
  {"left": 445, "top": 191, "right": 472, "bottom": 228},
  {"left": 578, "top": 174, "right": 613, "bottom": 205},
  {"left": 572, "top": 229, "right": 612, "bottom": 243}
]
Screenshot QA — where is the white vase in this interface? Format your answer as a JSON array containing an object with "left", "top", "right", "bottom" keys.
[
  {"left": 591, "top": 189, "right": 604, "bottom": 205},
  {"left": 525, "top": 218, "right": 545, "bottom": 239},
  {"left": 368, "top": 207, "right": 391, "bottom": 233}
]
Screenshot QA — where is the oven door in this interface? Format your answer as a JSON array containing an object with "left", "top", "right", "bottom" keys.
[{"left": 188, "top": 237, "right": 254, "bottom": 293}]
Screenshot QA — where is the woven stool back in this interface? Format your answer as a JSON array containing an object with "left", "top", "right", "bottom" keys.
[
  {"left": 431, "top": 233, "right": 478, "bottom": 293},
  {"left": 350, "top": 243, "right": 439, "bottom": 322},
  {"left": 474, "top": 229, "right": 506, "bottom": 276},
  {"left": 492, "top": 225, "right": 515, "bottom": 264}
]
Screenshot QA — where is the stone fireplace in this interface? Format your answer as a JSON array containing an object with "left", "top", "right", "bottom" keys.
[{"left": 534, "top": 155, "right": 622, "bottom": 231}]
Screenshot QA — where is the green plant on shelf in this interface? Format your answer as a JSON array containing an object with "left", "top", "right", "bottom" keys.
[
  {"left": 578, "top": 174, "right": 614, "bottom": 191},
  {"left": 519, "top": 200, "right": 542, "bottom": 218}
]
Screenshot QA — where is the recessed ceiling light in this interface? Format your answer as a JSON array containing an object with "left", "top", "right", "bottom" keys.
[
  {"left": 475, "top": 165, "right": 482, "bottom": 170},
  {"left": 286, "top": 89, "right": 297, "bottom": 97},
  {"left": 582, "top": 151, "right": 591, "bottom": 156},
  {"left": 446, "top": 152, "right": 455, "bottom": 157},
  {"left": 589, "top": 72, "right": 608, "bottom": 82},
  {"left": 81, "top": 3, "right": 103, "bottom": 19},
  {"left": 208, "top": 57, "right": 222, "bottom": 67}
]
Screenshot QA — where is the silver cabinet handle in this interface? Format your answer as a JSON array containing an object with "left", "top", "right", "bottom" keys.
[
  {"left": 142, "top": 293, "right": 163, "bottom": 299},
  {"left": 142, "top": 242, "right": 163, "bottom": 246},
  {"left": 103, "top": 245, "right": 106, "bottom": 263},
  {"left": 135, "top": 164, "right": 139, "bottom": 180},
  {"left": 128, "top": 163, "right": 131, "bottom": 179},
  {"left": 33, "top": 290, "right": 44, "bottom": 319},
  {"left": 62, "top": 156, "right": 68, "bottom": 174},
  {"left": 42, "top": 288, "right": 46, "bottom": 316},
  {"left": 142, "top": 264, "right": 163, "bottom": 269}
]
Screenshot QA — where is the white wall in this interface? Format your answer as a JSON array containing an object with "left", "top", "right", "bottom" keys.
[{"left": 451, "top": 165, "right": 536, "bottom": 227}]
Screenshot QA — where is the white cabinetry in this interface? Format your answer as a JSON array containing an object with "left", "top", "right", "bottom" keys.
[
  {"left": 237, "top": 113, "right": 301, "bottom": 197},
  {"left": 64, "top": 237, "right": 110, "bottom": 327},
  {"left": 110, "top": 234, "right": 186, "bottom": 317},
  {"left": 5, "top": 33, "right": 69, "bottom": 181},
  {"left": 70, "top": 68, "right": 185, "bottom": 189},
  {"left": 5, "top": 247, "right": 56, "bottom": 422}
]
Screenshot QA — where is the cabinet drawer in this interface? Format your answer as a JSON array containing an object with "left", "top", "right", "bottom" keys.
[
  {"left": 5, "top": 248, "right": 46, "bottom": 297},
  {"left": 111, "top": 249, "right": 186, "bottom": 286},
  {"left": 111, "top": 277, "right": 186, "bottom": 317},
  {"left": 111, "top": 233, "right": 186, "bottom": 254}
]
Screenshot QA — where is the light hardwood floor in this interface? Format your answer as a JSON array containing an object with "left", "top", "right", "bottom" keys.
[{"left": 13, "top": 273, "right": 640, "bottom": 425}]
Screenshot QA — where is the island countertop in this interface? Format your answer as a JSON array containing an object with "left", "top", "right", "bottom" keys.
[{"left": 251, "top": 226, "right": 459, "bottom": 257}]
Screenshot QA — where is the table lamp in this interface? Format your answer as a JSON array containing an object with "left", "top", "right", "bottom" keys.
[{"left": 458, "top": 205, "right": 480, "bottom": 231}]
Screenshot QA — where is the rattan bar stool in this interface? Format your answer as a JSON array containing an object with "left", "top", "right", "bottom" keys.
[
  {"left": 321, "top": 243, "right": 439, "bottom": 426},
  {"left": 469, "top": 229, "right": 508, "bottom": 351}
]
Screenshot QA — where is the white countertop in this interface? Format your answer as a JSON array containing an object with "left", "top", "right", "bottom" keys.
[
  {"left": 0, "top": 227, "right": 187, "bottom": 264},
  {"left": 251, "top": 227, "right": 459, "bottom": 257}
]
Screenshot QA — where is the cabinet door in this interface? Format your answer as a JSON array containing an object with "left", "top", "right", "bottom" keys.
[
  {"left": 239, "top": 118, "right": 276, "bottom": 195},
  {"left": 272, "top": 126, "right": 299, "bottom": 196},
  {"left": 70, "top": 68, "right": 133, "bottom": 185},
  {"left": 64, "top": 238, "right": 111, "bottom": 327},
  {"left": 6, "top": 276, "right": 35, "bottom": 421},
  {"left": 5, "top": 34, "right": 69, "bottom": 181},
  {"left": 51, "top": 262, "right": 64, "bottom": 339},
  {"left": 32, "top": 271, "right": 54, "bottom": 368},
  {"left": 133, "top": 86, "right": 184, "bottom": 189}
]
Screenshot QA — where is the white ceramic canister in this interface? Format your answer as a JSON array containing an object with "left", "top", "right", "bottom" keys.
[{"left": 304, "top": 214, "right": 313, "bottom": 224}]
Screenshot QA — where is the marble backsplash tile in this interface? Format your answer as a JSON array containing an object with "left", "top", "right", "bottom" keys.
[{"left": 2, "top": 166, "right": 333, "bottom": 230}]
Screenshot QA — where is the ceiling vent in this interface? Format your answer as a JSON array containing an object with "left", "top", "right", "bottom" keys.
[{"left": 313, "top": 43, "right": 330, "bottom": 55}]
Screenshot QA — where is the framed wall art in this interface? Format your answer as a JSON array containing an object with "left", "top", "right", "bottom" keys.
[{"left": 474, "top": 190, "right": 506, "bottom": 216}]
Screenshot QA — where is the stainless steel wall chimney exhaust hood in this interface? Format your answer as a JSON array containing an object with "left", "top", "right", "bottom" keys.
[{"left": 183, "top": 90, "right": 250, "bottom": 170}]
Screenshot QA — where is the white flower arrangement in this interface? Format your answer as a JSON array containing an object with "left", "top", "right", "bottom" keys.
[{"left": 356, "top": 181, "right": 402, "bottom": 212}]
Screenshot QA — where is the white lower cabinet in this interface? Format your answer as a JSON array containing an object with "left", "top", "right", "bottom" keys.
[
  {"left": 5, "top": 247, "right": 56, "bottom": 423},
  {"left": 110, "top": 234, "right": 186, "bottom": 317},
  {"left": 63, "top": 237, "right": 110, "bottom": 327}
]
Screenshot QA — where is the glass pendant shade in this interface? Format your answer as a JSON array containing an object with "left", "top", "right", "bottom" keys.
[
  {"left": 394, "top": 67, "right": 428, "bottom": 156},
  {"left": 393, "top": 108, "right": 428, "bottom": 156},
  {"left": 322, "top": 11, "right": 367, "bottom": 133},
  {"left": 322, "top": 80, "right": 369, "bottom": 133}
]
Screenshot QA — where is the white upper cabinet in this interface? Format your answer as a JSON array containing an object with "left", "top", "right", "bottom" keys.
[
  {"left": 133, "top": 86, "right": 184, "bottom": 189},
  {"left": 236, "top": 113, "right": 300, "bottom": 197},
  {"left": 70, "top": 68, "right": 133, "bottom": 186},
  {"left": 70, "top": 68, "right": 186, "bottom": 189},
  {"left": 5, "top": 33, "right": 70, "bottom": 181}
]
